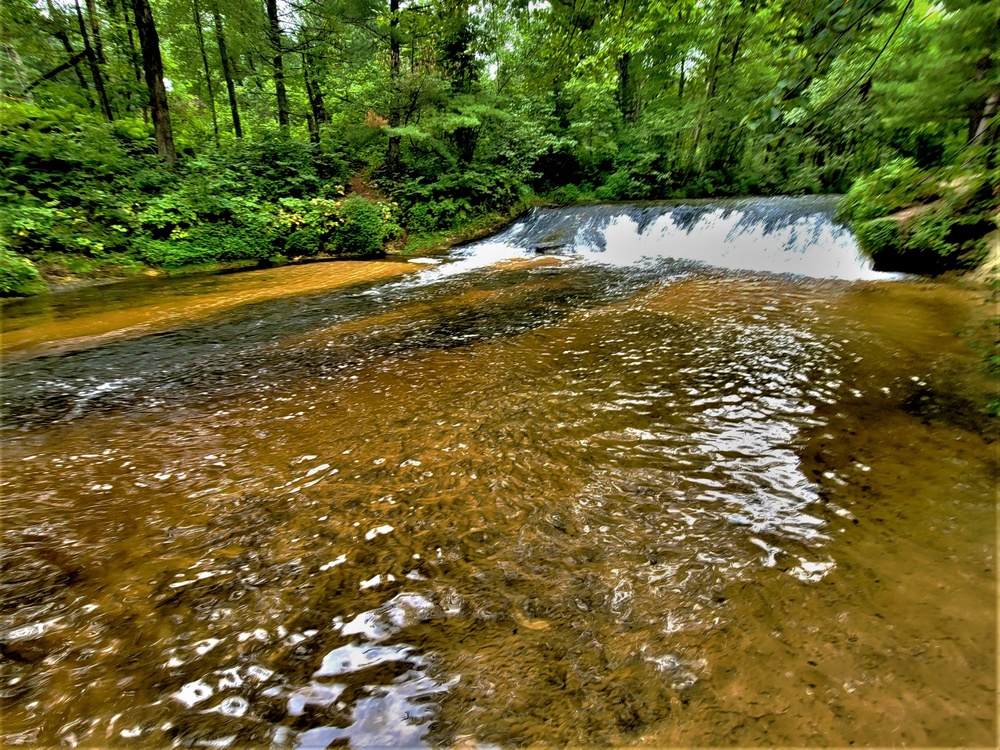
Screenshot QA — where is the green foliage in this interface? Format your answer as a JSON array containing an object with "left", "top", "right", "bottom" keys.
[
  {"left": 854, "top": 217, "right": 903, "bottom": 263},
  {"left": 135, "top": 221, "right": 275, "bottom": 268},
  {"left": 208, "top": 134, "right": 349, "bottom": 200},
  {"left": 0, "top": 101, "right": 388, "bottom": 281},
  {"left": 545, "top": 183, "right": 594, "bottom": 205},
  {"left": 394, "top": 167, "right": 521, "bottom": 232},
  {"left": 908, "top": 207, "right": 957, "bottom": 259},
  {"left": 835, "top": 158, "right": 935, "bottom": 223},
  {"left": 595, "top": 169, "right": 652, "bottom": 201},
  {"left": 331, "top": 196, "right": 399, "bottom": 256},
  {"left": 2, "top": 0, "right": 997, "bottom": 293},
  {"left": 402, "top": 207, "right": 527, "bottom": 255},
  {"left": 853, "top": 185, "right": 998, "bottom": 274},
  {"left": 0, "top": 244, "right": 45, "bottom": 296}
]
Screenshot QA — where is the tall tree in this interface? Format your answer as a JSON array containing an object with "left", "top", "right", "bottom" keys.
[
  {"left": 131, "top": 0, "right": 176, "bottom": 163},
  {"left": 107, "top": 0, "right": 147, "bottom": 118},
  {"left": 85, "top": 0, "right": 106, "bottom": 64},
  {"left": 210, "top": 0, "right": 242, "bottom": 137},
  {"left": 302, "top": 50, "right": 327, "bottom": 144},
  {"left": 385, "top": 0, "right": 401, "bottom": 177},
  {"left": 74, "top": 0, "right": 113, "bottom": 120},
  {"left": 265, "top": 0, "right": 290, "bottom": 129},
  {"left": 192, "top": 0, "right": 220, "bottom": 144}
]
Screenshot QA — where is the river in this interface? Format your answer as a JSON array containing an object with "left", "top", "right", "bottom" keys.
[{"left": 1, "top": 197, "right": 996, "bottom": 747}]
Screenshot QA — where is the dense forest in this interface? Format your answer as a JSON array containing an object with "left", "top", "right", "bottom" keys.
[{"left": 1, "top": 0, "right": 997, "bottom": 295}]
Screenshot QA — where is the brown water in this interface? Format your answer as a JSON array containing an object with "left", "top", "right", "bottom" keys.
[
  {"left": 1, "top": 201, "right": 997, "bottom": 747},
  {"left": 0, "top": 261, "right": 417, "bottom": 362}
]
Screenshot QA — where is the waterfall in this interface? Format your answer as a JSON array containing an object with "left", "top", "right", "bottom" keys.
[{"left": 438, "top": 196, "right": 894, "bottom": 281}]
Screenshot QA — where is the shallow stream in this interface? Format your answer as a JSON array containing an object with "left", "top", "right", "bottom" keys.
[{"left": 1, "top": 197, "right": 995, "bottom": 747}]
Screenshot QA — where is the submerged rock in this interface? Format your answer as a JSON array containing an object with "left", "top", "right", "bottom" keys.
[{"left": 532, "top": 239, "right": 570, "bottom": 254}]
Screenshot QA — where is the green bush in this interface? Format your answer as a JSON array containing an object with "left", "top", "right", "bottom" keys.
[
  {"left": 394, "top": 167, "right": 521, "bottom": 232},
  {"left": 595, "top": 169, "right": 647, "bottom": 201},
  {"left": 546, "top": 184, "right": 584, "bottom": 205},
  {"left": 908, "top": 208, "right": 955, "bottom": 258},
  {"left": 855, "top": 216, "right": 910, "bottom": 271},
  {"left": 854, "top": 217, "right": 902, "bottom": 260},
  {"left": 332, "top": 196, "right": 398, "bottom": 256},
  {"left": 842, "top": 162, "right": 997, "bottom": 275},
  {"left": 281, "top": 228, "right": 324, "bottom": 257},
  {"left": 134, "top": 221, "right": 275, "bottom": 268},
  {"left": 0, "top": 103, "right": 363, "bottom": 287},
  {"left": 406, "top": 202, "right": 443, "bottom": 233},
  {"left": 0, "top": 246, "right": 45, "bottom": 296},
  {"left": 211, "top": 132, "right": 348, "bottom": 199},
  {"left": 273, "top": 197, "right": 339, "bottom": 256},
  {"left": 836, "top": 158, "right": 935, "bottom": 223},
  {"left": 856, "top": 206, "right": 992, "bottom": 274}
]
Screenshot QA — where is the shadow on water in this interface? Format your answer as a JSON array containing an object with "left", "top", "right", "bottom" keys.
[{"left": 0, "top": 198, "right": 994, "bottom": 747}]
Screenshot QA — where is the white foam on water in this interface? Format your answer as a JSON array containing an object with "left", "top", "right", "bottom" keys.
[{"left": 403, "top": 198, "right": 897, "bottom": 284}]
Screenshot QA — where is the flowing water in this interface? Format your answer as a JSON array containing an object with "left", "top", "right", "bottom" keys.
[{"left": 1, "top": 197, "right": 996, "bottom": 747}]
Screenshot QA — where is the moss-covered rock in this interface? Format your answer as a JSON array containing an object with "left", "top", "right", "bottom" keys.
[{"left": 844, "top": 166, "right": 998, "bottom": 276}]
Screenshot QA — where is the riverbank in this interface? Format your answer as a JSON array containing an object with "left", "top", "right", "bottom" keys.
[
  {"left": 837, "top": 164, "right": 999, "bottom": 277},
  {"left": 2, "top": 204, "right": 529, "bottom": 300},
  {"left": 6, "top": 254, "right": 391, "bottom": 299},
  {"left": 0, "top": 260, "right": 418, "bottom": 362},
  {"left": 6, "top": 189, "right": 998, "bottom": 304},
  {"left": 390, "top": 204, "right": 530, "bottom": 257}
]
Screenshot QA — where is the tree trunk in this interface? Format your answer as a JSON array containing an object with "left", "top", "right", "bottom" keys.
[
  {"left": 306, "top": 113, "right": 319, "bottom": 145},
  {"left": 75, "top": 0, "right": 113, "bottom": 120},
  {"left": 85, "top": 0, "right": 105, "bottom": 64},
  {"left": 616, "top": 52, "right": 638, "bottom": 123},
  {"left": 265, "top": 0, "right": 290, "bottom": 130},
  {"left": 210, "top": 0, "right": 241, "bottom": 138},
  {"left": 385, "top": 0, "right": 401, "bottom": 179},
  {"left": 5, "top": 45, "right": 31, "bottom": 98},
  {"left": 690, "top": 33, "right": 726, "bottom": 171},
  {"left": 192, "top": 0, "right": 219, "bottom": 145},
  {"left": 119, "top": 0, "right": 142, "bottom": 86},
  {"left": 302, "top": 51, "right": 328, "bottom": 126},
  {"left": 972, "top": 92, "right": 999, "bottom": 145},
  {"left": 302, "top": 59, "right": 320, "bottom": 145},
  {"left": 131, "top": 0, "right": 176, "bottom": 164},
  {"left": 115, "top": 0, "right": 146, "bottom": 120},
  {"left": 47, "top": 0, "right": 94, "bottom": 107},
  {"left": 246, "top": 52, "right": 265, "bottom": 89}
]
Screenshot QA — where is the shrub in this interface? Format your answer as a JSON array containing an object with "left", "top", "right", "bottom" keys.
[
  {"left": 281, "top": 228, "right": 324, "bottom": 257},
  {"left": 393, "top": 167, "right": 521, "bottom": 232},
  {"left": 135, "top": 222, "right": 274, "bottom": 268},
  {"left": 546, "top": 183, "right": 593, "bottom": 205},
  {"left": 0, "top": 245, "right": 45, "bottom": 296},
  {"left": 406, "top": 202, "right": 443, "bottom": 233},
  {"left": 595, "top": 170, "right": 646, "bottom": 201},
  {"left": 273, "top": 197, "right": 341, "bottom": 256},
  {"left": 908, "top": 208, "right": 955, "bottom": 258},
  {"left": 856, "top": 206, "right": 992, "bottom": 274},
  {"left": 836, "top": 158, "right": 935, "bottom": 223},
  {"left": 214, "top": 132, "right": 348, "bottom": 199},
  {"left": 331, "top": 196, "right": 399, "bottom": 256},
  {"left": 855, "top": 217, "right": 904, "bottom": 270}
]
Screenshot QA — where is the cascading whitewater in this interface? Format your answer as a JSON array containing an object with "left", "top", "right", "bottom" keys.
[{"left": 438, "top": 196, "right": 893, "bottom": 281}]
